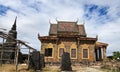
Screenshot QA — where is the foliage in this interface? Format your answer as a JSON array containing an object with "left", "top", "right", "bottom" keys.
[{"left": 113, "top": 51, "right": 120, "bottom": 60}]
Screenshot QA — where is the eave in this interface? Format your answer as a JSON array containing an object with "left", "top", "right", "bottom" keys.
[
  {"left": 96, "top": 42, "right": 108, "bottom": 48},
  {"left": 38, "top": 36, "right": 58, "bottom": 41},
  {"left": 79, "top": 37, "right": 97, "bottom": 41}
]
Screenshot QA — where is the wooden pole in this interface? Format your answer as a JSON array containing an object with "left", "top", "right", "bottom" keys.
[
  {"left": 0, "top": 35, "right": 5, "bottom": 66},
  {"left": 27, "top": 48, "right": 30, "bottom": 69},
  {"left": 16, "top": 43, "right": 20, "bottom": 72}
]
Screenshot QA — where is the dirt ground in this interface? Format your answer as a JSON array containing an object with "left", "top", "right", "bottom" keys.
[
  {"left": 0, "top": 64, "right": 108, "bottom": 72},
  {"left": 42, "top": 65, "right": 107, "bottom": 72}
]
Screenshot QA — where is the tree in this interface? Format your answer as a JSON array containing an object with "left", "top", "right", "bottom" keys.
[{"left": 113, "top": 51, "right": 120, "bottom": 60}]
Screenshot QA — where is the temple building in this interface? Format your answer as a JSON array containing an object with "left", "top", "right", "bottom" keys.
[{"left": 38, "top": 21, "right": 108, "bottom": 63}]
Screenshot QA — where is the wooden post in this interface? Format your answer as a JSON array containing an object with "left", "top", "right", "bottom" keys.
[
  {"left": 0, "top": 35, "right": 5, "bottom": 66},
  {"left": 16, "top": 43, "right": 20, "bottom": 72},
  {"left": 27, "top": 48, "right": 30, "bottom": 69}
]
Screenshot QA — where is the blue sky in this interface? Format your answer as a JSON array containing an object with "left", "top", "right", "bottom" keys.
[{"left": 0, "top": 0, "right": 120, "bottom": 55}]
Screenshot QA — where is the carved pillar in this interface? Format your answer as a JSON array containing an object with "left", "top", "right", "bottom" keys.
[{"left": 103, "top": 47, "right": 106, "bottom": 61}]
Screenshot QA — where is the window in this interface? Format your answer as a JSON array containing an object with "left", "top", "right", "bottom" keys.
[
  {"left": 45, "top": 48, "right": 52, "bottom": 57},
  {"left": 59, "top": 48, "right": 64, "bottom": 57},
  {"left": 71, "top": 49, "right": 76, "bottom": 58},
  {"left": 83, "top": 49, "right": 88, "bottom": 59}
]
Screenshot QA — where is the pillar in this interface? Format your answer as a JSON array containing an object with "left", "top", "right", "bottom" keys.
[
  {"left": 95, "top": 49, "right": 98, "bottom": 61},
  {"left": 103, "top": 47, "right": 106, "bottom": 61},
  {"left": 99, "top": 48, "right": 102, "bottom": 61}
]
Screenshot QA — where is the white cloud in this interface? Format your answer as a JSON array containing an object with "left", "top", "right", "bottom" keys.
[{"left": 0, "top": 0, "right": 120, "bottom": 55}]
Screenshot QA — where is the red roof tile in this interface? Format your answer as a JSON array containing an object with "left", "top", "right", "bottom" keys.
[
  {"left": 49, "top": 24, "right": 57, "bottom": 35},
  {"left": 78, "top": 25, "right": 86, "bottom": 36},
  {"left": 49, "top": 21, "right": 86, "bottom": 36},
  {"left": 57, "top": 21, "right": 78, "bottom": 32}
]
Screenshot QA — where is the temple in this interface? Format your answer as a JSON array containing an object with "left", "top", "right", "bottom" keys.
[{"left": 38, "top": 21, "right": 108, "bottom": 63}]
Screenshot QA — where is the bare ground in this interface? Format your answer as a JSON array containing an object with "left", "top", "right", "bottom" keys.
[
  {"left": 0, "top": 64, "right": 108, "bottom": 72},
  {"left": 42, "top": 66, "right": 107, "bottom": 72}
]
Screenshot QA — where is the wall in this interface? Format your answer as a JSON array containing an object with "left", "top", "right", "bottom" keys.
[{"left": 40, "top": 39, "right": 96, "bottom": 63}]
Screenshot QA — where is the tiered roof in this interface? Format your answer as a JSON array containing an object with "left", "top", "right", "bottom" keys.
[{"left": 49, "top": 21, "right": 86, "bottom": 37}]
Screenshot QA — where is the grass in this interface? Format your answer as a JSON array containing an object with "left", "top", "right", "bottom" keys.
[
  {"left": 1, "top": 64, "right": 117, "bottom": 72},
  {"left": 0, "top": 64, "right": 35, "bottom": 72},
  {"left": 42, "top": 66, "right": 60, "bottom": 72},
  {"left": 0, "top": 64, "right": 15, "bottom": 72}
]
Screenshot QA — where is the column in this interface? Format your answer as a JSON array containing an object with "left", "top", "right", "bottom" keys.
[
  {"left": 103, "top": 47, "right": 106, "bottom": 61},
  {"left": 95, "top": 49, "right": 98, "bottom": 61},
  {"left": 99, "top": 48, "right": 102, "bottom": 61}
]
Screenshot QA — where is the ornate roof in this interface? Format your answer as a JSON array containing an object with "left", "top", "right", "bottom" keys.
[
  {"left": 49, "top": 24, "right": 57, "bottom": 35},
  {"left": 49, "top": 21, "right": 86, "bottom": 36},
  {"left": 57, "top": 21, "right": 78, "bottom": 32},
  {"left": 78, "top": 25, "right": 86, "bottom": 36}
]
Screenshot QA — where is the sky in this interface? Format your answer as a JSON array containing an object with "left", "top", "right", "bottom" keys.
[{"left": 0, "top": 0, "right": 120, "bottom": 56}]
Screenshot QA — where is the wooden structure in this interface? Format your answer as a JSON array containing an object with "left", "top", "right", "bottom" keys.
[
  {"left": 38, "top": 21, "right": 108, "bottom": 63},
  {"left": 0, "top": 17, "right": 17, "bottom": 63},
  {"left": 0, "top": 17, "right": 36, "bottom": 72}
]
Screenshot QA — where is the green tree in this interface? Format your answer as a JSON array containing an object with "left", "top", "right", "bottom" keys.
[{"left": 113, "top": 51, "right": 120, "bottom": 60}]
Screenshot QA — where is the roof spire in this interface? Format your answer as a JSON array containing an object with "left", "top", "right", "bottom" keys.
[
  {"left": 49, "top": 19, "right": 52, "bottom": 24},
  {"left": 96, "top": 35, "right": 98, "bottom": 40},
  {"left": 38, "top": 33, "right": 40, "bottom": 37},
  {"left": 76, "top": 18, "right": 79, "bottom": 23},
  {"left": 56, "top": 17, "right": 58, "bottom": 22},
  {"left": 11, "top": 16, "right": 17, "bottom": 30}
]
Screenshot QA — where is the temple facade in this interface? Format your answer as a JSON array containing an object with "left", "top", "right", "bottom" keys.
[{"left": 38, "top": 21, "right": 108, "bottom": 63}]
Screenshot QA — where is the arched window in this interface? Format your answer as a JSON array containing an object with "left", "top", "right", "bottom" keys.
[
  {"left": 70, "top": 43, "right": 77, "bottom": 59},
  {"left": 58, "top": 43, "right": 66, "bottom": 58},
  {"left": 82, "top": 44, "right": 89, "bottom": 59}
]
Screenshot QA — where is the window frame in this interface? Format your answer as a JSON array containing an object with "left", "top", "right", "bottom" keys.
[
  {"left": 82, "top": 48, "right": 89, "bottom": 59},
  {"left": 58, "top": 48, "right": 66, "bottom": 59},
  {"left": 70, "top": 48, "right": 77, "bottom": 59},
  {"left": 44, "top": 43, "right": 54, "bottom": 58},
  {"left": 45, "top": 48, "right": 53, "bottom": 57}
]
